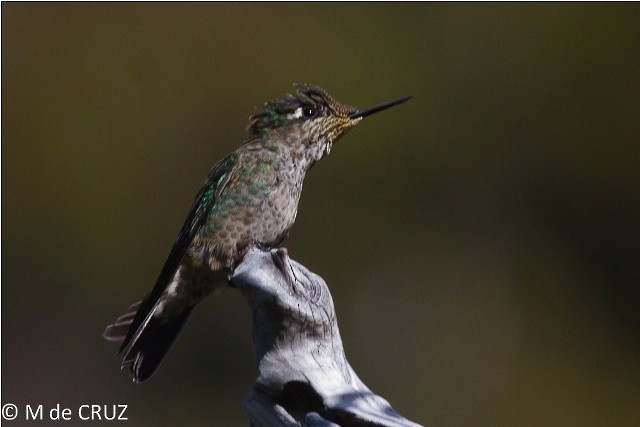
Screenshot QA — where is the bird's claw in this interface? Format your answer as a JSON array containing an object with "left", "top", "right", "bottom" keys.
[{"left": 229, "top": 240, "right": 271, "bottom": 277}]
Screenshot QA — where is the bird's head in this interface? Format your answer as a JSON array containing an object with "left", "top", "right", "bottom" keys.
[{"left": 247, "top": 85, "right": 410, "bottom": 169}]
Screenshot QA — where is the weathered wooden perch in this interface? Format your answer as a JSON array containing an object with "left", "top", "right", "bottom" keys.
[{"left": 231, "top": 248, "right": 423, "bottom": 427}]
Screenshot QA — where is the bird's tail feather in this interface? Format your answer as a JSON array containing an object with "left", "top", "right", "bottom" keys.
[
  {"left": 104, "top": 300, "right": 194, "bottom": 383},
  {"left": 103, "top": 301, "right": 142, "bottom": 342}
]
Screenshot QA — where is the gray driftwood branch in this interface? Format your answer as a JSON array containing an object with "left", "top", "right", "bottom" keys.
[{"left": 231, "top": 248, "right": 422, "bottom": 427}]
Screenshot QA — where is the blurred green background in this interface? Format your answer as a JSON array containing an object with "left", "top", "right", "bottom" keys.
[{"left": 3, "top": 3, "right": 640, "bottom": 426}]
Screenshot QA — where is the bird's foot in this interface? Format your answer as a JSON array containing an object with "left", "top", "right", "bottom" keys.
[
  {"left": 248, "top": 240, "right": 271, "bottom": 252},
  {"left": 228, "top": 240, "right": 271, "bottom": 279}
]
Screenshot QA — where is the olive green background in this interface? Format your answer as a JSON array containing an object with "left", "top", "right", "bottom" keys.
[{"left": 3, "top": 3, "right": 640, "bottom": 426}]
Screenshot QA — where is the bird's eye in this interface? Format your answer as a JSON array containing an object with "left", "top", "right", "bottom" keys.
[{"left": 303, "top": 107, "right": 316, "bottom": 118}]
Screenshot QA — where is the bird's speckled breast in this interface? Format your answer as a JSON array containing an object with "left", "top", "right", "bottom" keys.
[{"left": 192, "top": 146, "right": 304, "bottom": 269}]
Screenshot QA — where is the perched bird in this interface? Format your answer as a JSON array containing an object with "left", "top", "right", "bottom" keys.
[{"left": 104, "top": 85, "right": 411, "bottom": 382}]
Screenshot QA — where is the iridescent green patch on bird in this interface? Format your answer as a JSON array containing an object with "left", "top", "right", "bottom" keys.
[
  {"left": 203, "top": 218, "right": 224, "bottom": 234},
  {"left": 249, "top": 103, "right": 295, "bottom": 139},
  {"left": 201, "top": 183, "right": 217, "bottom": 209}
]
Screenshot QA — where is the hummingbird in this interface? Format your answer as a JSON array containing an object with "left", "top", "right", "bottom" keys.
[{"left": 103, "top": 86, "right": 411, "bottom": 382}]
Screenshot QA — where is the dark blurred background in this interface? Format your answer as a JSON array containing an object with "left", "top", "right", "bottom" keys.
[{"left": 3, "top": 3, "right": 640, "bottom": 426}]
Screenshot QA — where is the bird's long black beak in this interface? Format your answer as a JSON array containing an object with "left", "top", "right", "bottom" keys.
[{"left": 348, "top": 95, "right": 412, "bottom": 119}]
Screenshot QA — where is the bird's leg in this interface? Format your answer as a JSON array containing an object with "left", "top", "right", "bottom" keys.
[
  {"left": 228, "top": 240, "right": 271, "bottom": 280},
  {"left": 248, "top": 239, "right": 271, "bottom": 252}
]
